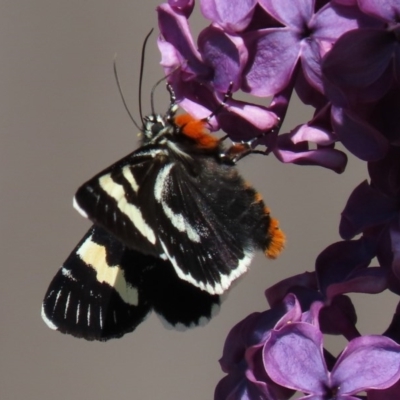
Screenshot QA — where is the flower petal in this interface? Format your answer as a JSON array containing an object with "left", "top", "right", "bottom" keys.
[
  {"left": 245, "top": 346, "right": 295, "bottom": 400},
  {"left": 168, "top": 0, "right": 194, "bottom": 17},
  {"left": 200, "top": 0, "right": 257, "bottom": 32},
  {"left": 243, "top": 28, "right": 300, "bottom": 97},
  {"left": 264, "top": 323, "right": 329, "bottom": 394},
  {"left": 274, "top": 142, "right": 348, "bottom": 173},
  {"left": 323, "top": 29, "right": 393, "bottom": 93},
  {"left": 368, "top": 145, "right": 400, "bottom": 197},
  {"left": 359, "top": 0, "right": 400, "bottom": 22},
  {"left": 316, "top": 238, "right": 376, "bottom": 295},
  {"left": 325, "top": 267, "right": 388, "bottom": 299},
  {"left": 319, "top": 295, "right": 359, "bottom": 340},
  {"left": 331, "top": 106, "right": 389, "bottom": 161},
  {"left": 312, "top": 3, "right": 373, "bottom": 42},
  {"left": 218, "top": 99, "right": 278, "bottom": 141},
  {"left": 332, "top": 335, "right": 400, "bottom": 394},
  {"left": 157, "top": 4, "right": 210, "bottom": 78},
  {"left": 265, "top": 271, "right": 318, "bottom": 307},
  {"left": 290, "top": 124, "right": 336, "bottom": 145},
  {"left": 219, "top": 312, "right": 261, "bottom": 373},
  {"left": 300, "top": 38, "right": 325, "bottom": 93},
  {"left": 258, "top": 0, "right": 314, "bottom": 29},
  {"left": 339, "top": 180, "right": 397, "bottom": 239},
  {"left": 198, "top": 26, "right": 247, "bottom": 92},
  {"left": 368, "top": 379, "right": 400, "bottom": 400},
  {"left": 390, "top": 219, "right": 400, "bottom": 283}
]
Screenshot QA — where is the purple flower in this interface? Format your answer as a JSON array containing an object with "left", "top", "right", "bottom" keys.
[
  {"left": 339, "top": 147, "right": 400, "bottom": 292},
  {"left": 244, "top": 0, "right": 365, "bottom": 96},
  {"left": 200, "top": 0, "right": 258, "bottom": 32},
  {"left": 321, "top": 0, "right": 400, "bottom": 160},
  {"left": 216, "top": 294, "right": 301, "bottom": 400},
  {"left": 156, "top": 0, "right": 372, "bottom": 171},
  {"left": 323, "top": 0, "right": 397, "bottom": 107},
  {"left": 264, "top": 322, "right": 400, "bottom": 399},
  {"left": 218, "top": 292, "right": 400, "bottom": 399},
  {"left": 273, "top": 103, "right": 348, "bottom": 173},
  {"left": 155, "top": 3, "right": 400, "bottom": 397}
]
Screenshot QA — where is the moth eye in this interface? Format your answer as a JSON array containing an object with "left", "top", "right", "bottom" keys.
[{"left": 151, "top": 122, "right": 164, "bottom": 135}]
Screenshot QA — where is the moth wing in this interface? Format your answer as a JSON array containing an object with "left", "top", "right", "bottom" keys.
[
  {"left": 141, "top": 259, "right": 221, "bottom": 330},
  {"left": 73, "top": 146, "right": 167, "bottom": 257},
  {"left": 41, "top": 226, "right": 151, "bottom": 341},
  {"left": 149, "top": 161, "right": 256, "bottom": 295}
]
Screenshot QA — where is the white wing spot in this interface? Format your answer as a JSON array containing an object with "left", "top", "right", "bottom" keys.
[
  {"left": 53, "top": 289, "right": 62, "bottom": 312},
  {"left": 61, "top": 267, "right": 77, "bottom": 282},
  {"left": 76, "top": 302, "right": 80, "bottom": 324},
  {"left": 122, "top": 166, "right": 139, "bottom": 193},
  {"left": 99, "top": 306, "right": 103, "bottom": 329},
  {"left": 41, "top": 304, "right": 58, "bottom": 330},
  {"left": 64, "top": 291, "right": 71, "bottom": 319},
  {"left": 73, "top": 196, "right": 88, "bottom": 218},
  {"left": 87, "top": 304, "right": 91, "bottom": 326}
]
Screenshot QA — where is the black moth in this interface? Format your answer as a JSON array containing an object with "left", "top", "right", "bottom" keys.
[{"left": 41, "top": 79, "right": 285, "bottom": 340}]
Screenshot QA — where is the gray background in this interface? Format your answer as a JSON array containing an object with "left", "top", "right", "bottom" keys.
[{"left": 1, "top": 1, "right": 396, "bottom": 399}]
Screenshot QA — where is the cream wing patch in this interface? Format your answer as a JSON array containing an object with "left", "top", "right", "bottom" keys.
[{"left": 77, "top": 235, "right": 139, "bottom": 306}]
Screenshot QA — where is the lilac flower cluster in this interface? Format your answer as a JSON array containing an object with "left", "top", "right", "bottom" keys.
[
  {"left": 216, "top": 294, "right": 400, "bottom": 399},
  {"left": 157, "top": 0, "right": 400, "bottom": 398}
]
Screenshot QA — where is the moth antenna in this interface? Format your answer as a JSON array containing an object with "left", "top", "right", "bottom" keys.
[
  {"left": 150, "top": 74, "right": 169, "bottom": 115},
  {"left": 113, "top": 55, "right": 142, "bottom": 132},
  {"left": 150, "top": 65, "right": 181, "bottom": 116},
  {"left": 138, "top": 28, "right": 154, "bottom": 124}
]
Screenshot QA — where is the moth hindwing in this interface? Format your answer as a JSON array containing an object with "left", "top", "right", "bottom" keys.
[{"left": 42, "top": 226, "right": 220, "bottom": 340}]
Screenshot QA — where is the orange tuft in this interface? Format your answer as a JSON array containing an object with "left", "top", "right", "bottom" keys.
[
  {"left": 265, "top": 217, "right": 286, "bottom": 259},
  {"left": 253, "top": 192, "right": 263, "bottom": 203},
  {"left": 242, "top": 180, "right": 252, "bottom": 190},
  {"left": 175, "top": 114, "right": 219, "bottom": 149}
]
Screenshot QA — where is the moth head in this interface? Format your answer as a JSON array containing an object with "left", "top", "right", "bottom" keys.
[{"left": 142, "top": 114, "right": 171, "bottom": 144}]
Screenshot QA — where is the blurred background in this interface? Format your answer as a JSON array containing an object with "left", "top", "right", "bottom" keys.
[{"left": 1, "top": 1, "right": 396, "bottom": 399}]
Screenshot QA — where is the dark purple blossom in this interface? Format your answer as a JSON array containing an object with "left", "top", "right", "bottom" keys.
[
  {"left": 216, "top": 294, "right": 300, "bottom": 400},
  {"left": 154, "top": 1, "right": 400, "bottom": 398},
  {"left": 157, "top": 0, "right": 377, "bottom": 171},
  {"left": 264, "top": 322, "right": 400, "bottom": 399},
  {"left": 321, "top": 0, "right": 400, "bottom": 160},
  {"left": 217, "top": 293, "right": 400, "bottom": 399},
  {"left": 244, "top": 0, "right": 365, "bottom": 95}
]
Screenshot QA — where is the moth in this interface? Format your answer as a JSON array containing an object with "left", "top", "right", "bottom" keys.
[{"left": 42, "top": 34, "right": 285, "bottom": 341}]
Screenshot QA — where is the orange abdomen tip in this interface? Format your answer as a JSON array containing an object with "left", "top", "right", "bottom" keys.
[
  {"left": 265, "top": 217, "right": 286, "bottom": 259},
  {"left": 175, "top": 114, "right": 219, "bottom": 149}
]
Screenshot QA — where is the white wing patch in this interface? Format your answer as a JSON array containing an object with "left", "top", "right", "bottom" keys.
[
  {"left": 122, "top": 166, "right": 139, "bottom": 193},
  {"left": 97, "top": 173, "right": 156, "bottom": 245},
  {"left": 155, "top": 164, "right": 200, "bottom": 243},
  {"left": 154, "top": 164, "right": 173, "bottom": 202},
  {"left": 159, "top": 240, "right": 254, "bottom": 295},
  {"left": 77, "top": 234, "right": 139, "bottom": 306}
]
